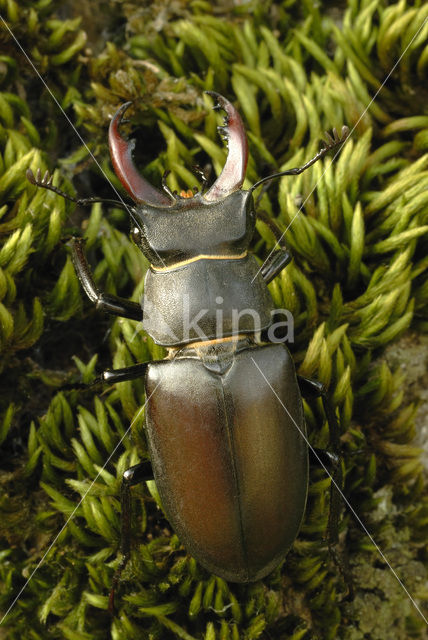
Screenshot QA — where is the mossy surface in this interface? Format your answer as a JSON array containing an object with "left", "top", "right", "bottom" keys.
[{"left": 0, "top": 1, "right": 427, "bottom": 638}]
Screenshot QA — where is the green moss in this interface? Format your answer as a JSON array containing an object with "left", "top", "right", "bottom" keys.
[{"left": 0, "top": 0, "right": 427, "bottom": 638}]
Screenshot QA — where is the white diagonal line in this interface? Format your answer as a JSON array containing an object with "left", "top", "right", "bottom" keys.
[
  {"left": 0, "top": 14, "right": 168, "bottom": 269},
  {"left": 253, "top": 16, "right": 428, "bottom": 283},
  {"left": 0, "top": 16, "right": 124, "bottom": 206},
  {"left": 0, "top": 379, "right": 161, "bottom": 626},
  {"left": 250, "top": 357, "right": 427, "bottom": 625},
  {"left": 0, "top": 15, "right": 168, "bottom": 623}
]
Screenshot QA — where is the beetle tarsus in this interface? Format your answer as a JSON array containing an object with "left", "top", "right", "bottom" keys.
[
  {"left": 60, "top": 376, "right": 104, "bottom": 392},
  {"left": 109, "top": 553, "right": 128, "bottom": 616},
  {"left": 108, "top": 586, "right": 116, "bottom": 615}
]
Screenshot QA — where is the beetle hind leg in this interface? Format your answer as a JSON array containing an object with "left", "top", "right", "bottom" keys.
[
  {"left": 298, "top": 375, "right": 353, "bottom": 597},
  {"left": 297, "top": 376, "right": 341, "bottom": 540},
  {"left": 109, "top": 461, "right": 154, "bottom": 613}
]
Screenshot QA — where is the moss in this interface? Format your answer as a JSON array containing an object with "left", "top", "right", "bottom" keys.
[{"left": 0, "top": 0, "right": 427, "bottom": 638}]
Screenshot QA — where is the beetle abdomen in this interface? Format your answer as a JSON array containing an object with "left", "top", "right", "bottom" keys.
[{"left": 145, "top": 342, "right": 308, "bottom": 582}]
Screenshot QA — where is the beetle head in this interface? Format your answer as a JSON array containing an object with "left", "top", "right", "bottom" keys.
[{"left": 108, "top": 92, "right": 248, "bottom": 211}]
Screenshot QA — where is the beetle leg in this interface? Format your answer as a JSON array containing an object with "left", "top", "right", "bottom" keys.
[
  {"left": 61, "top": 361, "right": 156, "bottom": 391},
  {"left": 297, "top": 375, "right": 353, "bottom": 597},
  {"left": 297, "top": 375, "right": 341, "bottom": 539},
  {"left": 257, "top": 209, "right": 287, "bottom": 244},
  {"left": 100, "top": 362, "right": 151, "bottom": 383},
  {"left": 109, "top": 461, "right": 154, "bottom": 614},
  {"left": 71, "top": 238, "right": 142, "bottom": 320},
  {"left": 257, "top": 210, "right": 293, "bottom": 283},
  {"left": 261, "top": 249, "right": 292, "bottom": 284},
  {"left": 297, "top": 376, "right": 340, "bottom": 449},
  {"left": 309, "top": 447, "right": 339, "bottom": 468}
]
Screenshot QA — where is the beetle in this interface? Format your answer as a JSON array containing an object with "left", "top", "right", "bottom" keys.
[{"left": 27, "top": 92, "right": 348, "bottom": 604}]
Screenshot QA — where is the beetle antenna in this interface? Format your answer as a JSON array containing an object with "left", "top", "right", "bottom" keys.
[
  {"left": 26, "top": 167, "right": 132, "bottom": 211},
  {"left": 250, "top": 126, "right": 349, "bottom": 193},
  {"left": 161, "top": 170, "right": 177, "bottom": 201}
]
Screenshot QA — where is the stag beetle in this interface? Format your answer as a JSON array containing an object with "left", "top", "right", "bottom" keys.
[{"left": 27, "top": 92, "right": 348, "bottom": 605}]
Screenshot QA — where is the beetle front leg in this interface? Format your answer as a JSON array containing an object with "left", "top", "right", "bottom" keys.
[
  {"left": 109, "top": 461, "right": 154, "bottom": 613},
  {"left": 261, "top": 249, "right": 292, "bottom": 284},
  {"left": 71, "top": 238, "right": 142, "bottom": 320},
  {"left": 257, "top": 210, "right": 293, "bottom": 283}
]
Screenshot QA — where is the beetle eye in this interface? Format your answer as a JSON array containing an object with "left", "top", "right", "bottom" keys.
[{"left": 131, "top": 226, "right": 141, "bottom": 244}]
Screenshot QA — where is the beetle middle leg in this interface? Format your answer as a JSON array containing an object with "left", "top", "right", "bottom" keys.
[{"left": 61, "top": 361, "right": 154, "bottom": 391}]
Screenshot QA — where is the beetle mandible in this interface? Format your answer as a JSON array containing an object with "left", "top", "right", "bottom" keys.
[{"left": 27, "top": 92, "right": 348, "bottom": 603}]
